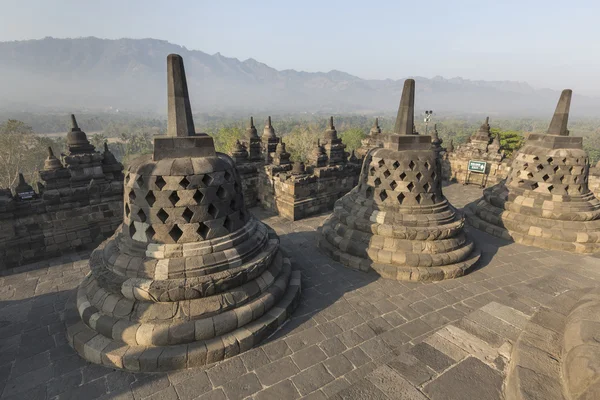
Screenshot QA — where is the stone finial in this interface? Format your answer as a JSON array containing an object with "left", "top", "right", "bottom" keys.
[
  {"left": 104, "top": 142, "right": 109, "bottom": 152},
  {"left": 71, "top": 114, "right": 79, "bottom": 130},
  {"left": 166, "top": 54, "right": 196, "bottom": 138},
  {"left": 393, "top": 79, "right": 416, "bottom": 135},
  {"left": 432, "top": 124, "right": 439, "bottom": 140},
  {"left": 276, "top": 141, "right": 286, "bottom": 154},
  {"left": 370, "top": 117, "right": 381, "bottom": 135},
  {"left": 547, "top": 89, "right": 572, "bottom": 136},
  {"left": 448, "top": 139, "right": 455, "bottom": 152},
  {"left": 263, "top": 116, "right": 277, "bottom": 139},
  {"left": 13, "top": 172, "right": 35, "bottom": 200},
  {"left": 246, "top": 116, "right": 259, "bottom": 139},
  {"left": 324, "top": 116, "right": 338, "bottom": 140}
]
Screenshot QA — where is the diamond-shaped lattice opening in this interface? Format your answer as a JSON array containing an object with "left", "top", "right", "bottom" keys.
[
  {"left": 216, "top": 186, "right": 227, "bottom": 199},
  {"left": 224, "top": 216, "right": 234, "bottom": 232},
  {"left": 136, "top": 175, "right": 144, "bottom": 188},
  {"left": 197, "top": 222, "right": 209, "bottom": 239},
  {"left": 239, "top": 210, "right": 246, "bottom": 221},
  {"left": 399, "top": 172, "right": 407, "bottom": 180},
  {"left": 423, "top": 183, "right": 431, "bottom": 192},
  {"left": 378, "top": 159, "right": 385, "bottom": 168},
  {"left": 416, "top": 172, "right": 422, "bottom": 181},
  {"left": 202, "top": 174, "right": 213, "bottom": 187},
  {"left": 229, "top": 198, "right": 237, "bottom": 210},
  {"left": 542, "top": 174, "right": 550, "bottom": 182},
  {"left": 157, "top": 208, "right": 169, "bottom": 223},
  {"left": 527, "top": 172, "right": 534, "bottom": 178},
  {"left": 169, "top": 191, "right": 180, "bottom": 206},
  {"left": 374, "top": 178, "right": 381, "bottom": 186},
  {"left": 431, "top": 194, "right": 437, "bottom": 203},
  {"left": 145, "top": 226, "right": 155, "bottom": 241},
  {"left": 574, "top": 176, "right": 579, "bottom": 183},
  {"left": 569, "top": 166, "right": 575, "bottom": 173},
  {"left": 383, "top": 170, "right": 391, "bottom": 178},
  {"left": 533, "top": 156, "right": 540, "bottom": 161},
  {"left": 518, "top": 180, "right": 525, "bottom": 185},
  {"left": 155, "top": 176, "right": 166, "bottom": 190},
  {"left": 536, "top": 164, "right": 544, "bottom": 171},
  {"left": 553, "top": 166, "right": 560, "bottom": 173},
  {"left": 365, "top": 187, "right": 373, "bottom": 198},
  {"left": 548, "top": 185, "right": 554, "bottom": 193},
  {"left": 224, "top": 171, "right": 232, "bottom": 182},
  {"left": 193, "top": 190, "right": 204, "bottom": 204},
  {"left": 407, "top": 182, "right": 415, "bottom": 192},
  {"left": 137, "top": 209, "right": 147, "bottom": 223},
  {"left": 562, "top": 158, "right": 567, "bottom": 163},
  {"left": 129, "top": 190, "right": 136, "bottom": 202},
  {"left": 379, "top": 190, "right": 388, "bottom": 202},
  {"left": 531, "top": 182, "right": 539, "bottom": 190},
  {"left": 408, "top": 161, "right": 416, "bottom": 170},
  {"left": 207, "top": 204, "right": 218, "bottom": 219},
  {"left": 392, "top": 161, "right": 400, "bottom": 170},
  {"left": 129, "top": 223, "right": 136, "bottom": 238},
  {"left": 370, "top": 167, "right": 376, "bottom": 175},
  {"left": 145, "top": 192, "right": 156, "bottom": 206},
  {"left": 125, "top": 174, "right": 131, "bottom": 184},
  {"left": 565, "top": 185, "right": 570, "bottom": 193},
  {"left": 432, "top": 171, "right": 437, "bottom": 180},
  {"left": 547, "top": 157, "right": 554, "bottom": 164},
  {"left": 523, "top": 163, "right": 529, "bottom": 168},
  {"left": 182, "top": 208, "right": 194, "bottom": 223},
  {"left": 390, "top": 181, "right": 398, "bottom": 190},
  {"left": 179, "top": 176, "right": 190, "bottom": 189},
  {"left": 424, "top": 161, "right": 430, "bottom": 170},
  {"left": 397, "top": 192, "right": 405, "bottom": 203},
  {"left": 125, "top": 203, "right": 130, "bottom": 216},
  {"left": 169, "top": 225, "right": 183, "bottom": 243},
  {"left": 415, "top": 194, "right": 422, "bottom": 204},
  {"left": 560, "top": 176, "right": 565, "bottom": 183}
]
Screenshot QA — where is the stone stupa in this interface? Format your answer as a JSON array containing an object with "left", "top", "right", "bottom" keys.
[
  {"left": 319, "top": 79, "right": 480, "bottom": 281},
  {"left": 67, "top": 54, "right": 301, "bottom": 372},
  {"left": 466, "top": 89, "right": 600, "bottom": 253}
]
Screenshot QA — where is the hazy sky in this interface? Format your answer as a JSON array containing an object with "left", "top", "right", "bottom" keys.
[{"left": 1, "top": 0, "right": 599, "bottom": 95}]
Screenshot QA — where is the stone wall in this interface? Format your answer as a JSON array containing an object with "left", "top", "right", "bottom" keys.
[
  {"left": 0, "top": 180, "right": 122, "bottom": 269},
  {"left": 445, "top": 153, "right": 512, "bottom": 186}
]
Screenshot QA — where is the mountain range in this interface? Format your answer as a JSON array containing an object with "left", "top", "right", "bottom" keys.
[{"left": 0, "top": 36, "right": 598, "bottom": 117}]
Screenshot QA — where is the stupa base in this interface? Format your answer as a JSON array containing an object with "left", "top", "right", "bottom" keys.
[{"left": 66, "top": 267, "right": 301, "bottom": 372}]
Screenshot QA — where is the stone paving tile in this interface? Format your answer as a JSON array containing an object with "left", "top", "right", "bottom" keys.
[{"left": 2, "top": 185, "right": 600, "bottom": 400}]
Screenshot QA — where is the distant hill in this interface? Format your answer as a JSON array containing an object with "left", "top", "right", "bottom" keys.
[{"left": 1, "top": 37, "right": 599, "bottom": 116}]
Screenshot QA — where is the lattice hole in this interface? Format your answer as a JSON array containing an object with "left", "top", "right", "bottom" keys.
[
  {"left": 155, "top": 176, "right": 166, "bottom": 190},
  {"left": 230, "top": 198, "right": 237, "bottom": 210},
  {"left": 431, "top": 194, "right": 437, "bottom": 203},
  {"left": 542, "top": 174, "right": 550, "bottom": 182},
  {"left": 208, "top": 204, "right": 218, "bottom": 218},
  {"left": 145, "top": 192, "right": 156, "bottom": 207},
  {"left": 378, "top": 159, "right": 385, "bottom": 168},
  {"left": 234, "top": 181, "right": 240, "bottom": 192},
  {"left": 193, "top": 190, "right": 204, "bottom": 204},
  {"left": 137, "top": 209, "right": 147, "bottom": 223},
  {"left": 409, "top": 161, "right": 416, "bottom": 170},
  {"left": 407, "top": 182, "right": 415, "bottom": 192},
  {"left": 197, "top": 222, "right": 209, "bottom": 239},
  {"left": 216, "top": 186, "right": 227, "bottom": 199},
  {"left": 145, "top": 226, "right": 155, "bottom": 241},
  {"left": 169, "top": 191, "right": 180, "bottom": 206},
  {"left": 182, "top": 208, "right": 194, "bottom": 223},
  {"left": 365, "top": 187, "right": 373, "bottom": 198},
  {"left": 136, "top": 175, "right": 144, "bottom": 188},
  {"left": 424, "top": 161, "right": 430, "bottom": 170},
  {"left": 224, "top": 216, "right": 234, "bottom": 232},
  {"left": 129, "top": 190, "right": 136, "bottom": 202},
  {"left": 370, "top": 167, "right": 376, "bottom": 175},
  {"left": 560, "top": 176, "right": 565, "bottom": 183},
  {"left": 392, "top": 161, "right": 400, "bottom": 170},
  {"left": 169, "top": 225, "right": 183, "bottom": 243},
  {"left": 416, "top": 172, "right": 422, "bottom": 181},
  {"left": 390, "top": 181, "right": 398, "bottom": 190},
  {"left": 125, "top": 174, "right": 130, "bottom": 184},
  {"left": 383, "top": 170, "right": 391, "bottom": 178},
  {"left": 547, "top": 157, "right": 553, "bottom": 164},
  {"left": 423, "top": 183, "right": 431, "bottom": 192},
  {"left": 125, "top": 203, "right": 130, "bottom": 217},
  {"left": 180, "top": 176, "right": 190, "bottom": 189},
  {"left": 553, "top": 166, "right": 560, "bottom": 173},
  {"left": 527, "top": 172, "right": 534, "bottom": 179},
  {"left": 415, "top": 194, "right": 422, "bottom": 204},
  {"left": 224, "top": 171, "right": 232, "bottom": 182},
  {"left": 548, "top": 185, "right": 554, "bottom": 193},
  {"left": 202, "top": 174, "right": 213, "bottom": 187},
  {"left": 157, "top": 208, "right": 169, "bottom": 223},
  {"left": 536, "top": 164, "right": 544, "bottom": 171},
  {"left": 397, "top": 192, "right": 405, "bottom": 203},
  {"left": 379, "top": 190, "right": 388, "bottom": 202},
  {"left": 531, "top": 182, "right": 539, "bottom": 190},
  {"left": 399, "top": 172, "right": 407, "bottom": 181},
  {"left": 374, "top": 178, "right": 381, "bottom": 186},
  {"left": 533, "top": 156, "right": 540, "bottom": 161},
  {"left": 129, "top": 223, "right": 136, "bottom": 238}
]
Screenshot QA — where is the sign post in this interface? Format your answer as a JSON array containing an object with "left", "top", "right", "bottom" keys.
[{"left": 466, "top": 160, "right": 488, "bottom": 187}]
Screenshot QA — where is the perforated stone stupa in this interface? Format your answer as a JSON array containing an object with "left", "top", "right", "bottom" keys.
[
  {"left": 466, "top": 89, "right": 600, "bottom": 253},
  {"left": 67, "top": 54, "right": 301, "bottom": 372},
  {"left": 319, "top": 79, "right": 480, "bottom": 281}
]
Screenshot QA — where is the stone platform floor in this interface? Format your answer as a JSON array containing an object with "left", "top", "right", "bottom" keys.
[{"left": 2, "top": 183, "right": 600, "bottom": 400}]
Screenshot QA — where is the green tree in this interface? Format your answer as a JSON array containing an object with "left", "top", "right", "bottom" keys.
[
  {"left": 90, "top": 133, "right": 108, "bottom": 150},
  {"left": 339, "top": 128, "right": 367, "bottom": 153},
  {"left": 491, "top": 128, "right": 524, "bottom": 157},
  {"left": 211, "top": 126, "right": 243, "bottom": 155}
]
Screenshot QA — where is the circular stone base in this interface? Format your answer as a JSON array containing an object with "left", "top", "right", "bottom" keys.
[
  {"left": 66, "top": 266, "right": 301, "bottom": 372},
  {"left": 317, "top": 233, "right": 480, "bottom": 282}
]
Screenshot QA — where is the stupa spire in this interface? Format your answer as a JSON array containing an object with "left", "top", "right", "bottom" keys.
[
  {"left": 70, "top": 114, "right": 79, "bottom": 130},
  {"left": 547, "top": 89, "right": 572, "bottom": 136},
  {"left": 166, "top": 53, "right": 196, "bottom": 137},
  {"left": 393, "top": 79, "right": 416, "bottom": 135}
]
